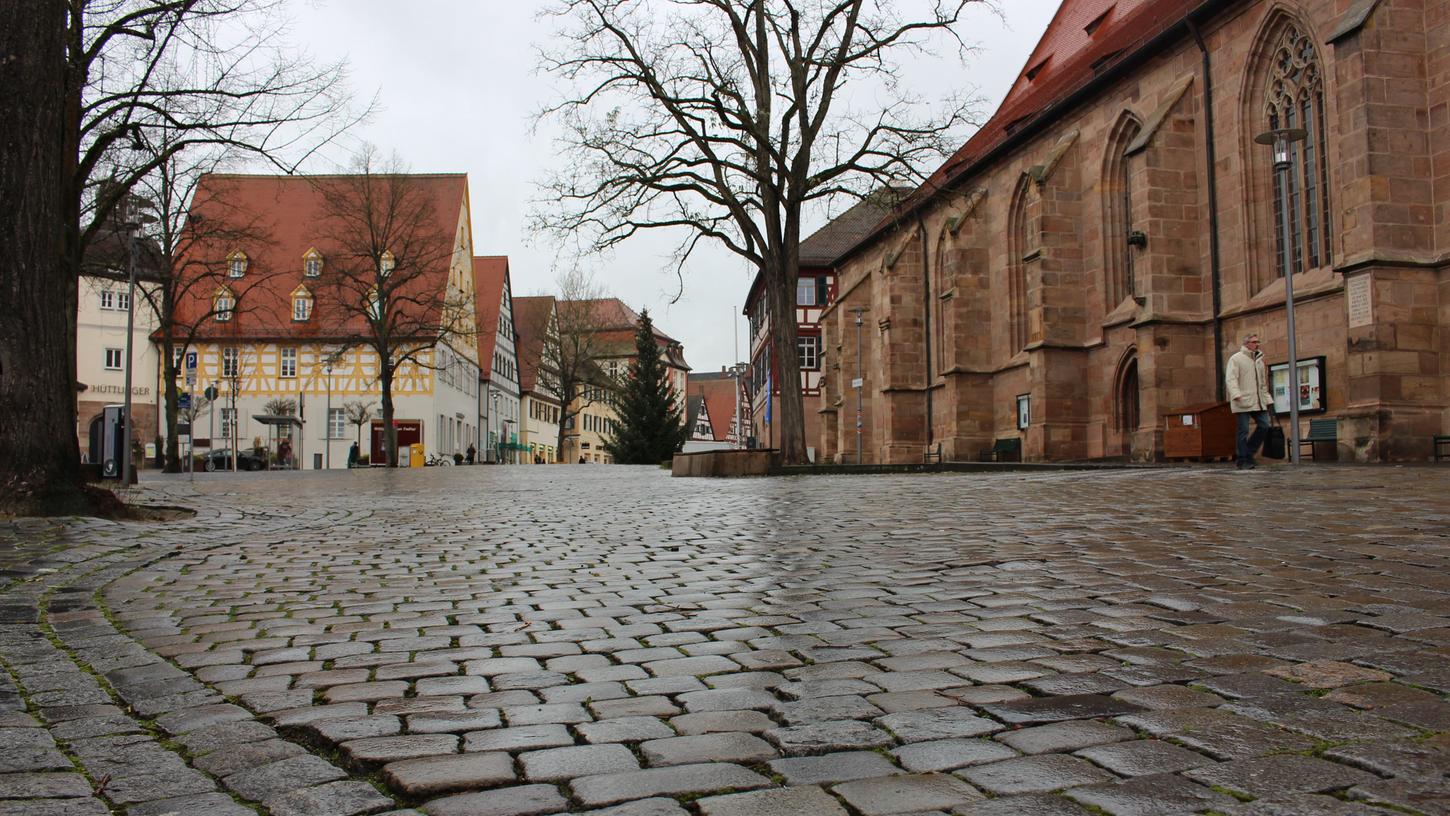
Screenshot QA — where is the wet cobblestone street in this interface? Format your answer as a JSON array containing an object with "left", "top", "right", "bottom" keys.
[{"left": 1, "top": 464, "right": 1448, "bottom": 815}]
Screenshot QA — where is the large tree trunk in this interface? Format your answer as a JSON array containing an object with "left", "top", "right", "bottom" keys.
[
  {"left": 766, "top": 266, "right": 808, "bottom": 465},
  {"left": 0, "top": 1, "right": 113, "bottom": 516},
  {"left": 162, "top": 335, "right": 182, "bottom": 473},
  {"left": 379, "top": 358, "right": 398, "bottom": 467}
]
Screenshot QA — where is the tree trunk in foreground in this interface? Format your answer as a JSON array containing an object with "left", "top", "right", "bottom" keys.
[{"left": 0, "top": 1, "right": 117, "bottom": 516}]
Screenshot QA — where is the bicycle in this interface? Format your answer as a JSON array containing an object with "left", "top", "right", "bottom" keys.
[{"left": 424, "top": 453, "right": 454, "bottom": 467}]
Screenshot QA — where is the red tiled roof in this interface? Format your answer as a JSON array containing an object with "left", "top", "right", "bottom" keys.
[
  {"left": 561, "top": 298, "right": 689, "bottom": 370},
  {"left": 513, "top": 295, "right": 556, "bottom": 396},
  {"left": 688, "top": 373, "right": 739, "bottom": 442},
  {"left": 893, "top": 0, "right": 1204, "bottom": 223},
  {"left": 473, "top": 256, "right": 510, "bottom": 379},
  {"left": 173, "top": 173, "right": 468, "bottom": 341}
]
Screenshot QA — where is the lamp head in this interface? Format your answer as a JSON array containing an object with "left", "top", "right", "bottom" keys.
[{"left": 1254, "top": 127, "right": 1307, "bottom": 170}]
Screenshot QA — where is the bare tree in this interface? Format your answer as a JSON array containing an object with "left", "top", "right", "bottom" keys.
[
  {"left": 537, "top": 0, "right": 981, "bottom": 464},
  {"left": 263, "top": 397, "right": 297, "bottom": 416},
  {"left": 2, "top": 0, "right": 361, "bottom": 514},
  {"left": 534, "top": 269, "right": 618, "bottom": 460},
  {"left": 91, "top": 146, "right": 280, "bottom": 474},
  {"left": 344, "top": 400, "right": 375, "bottom": 448},
  {"left": 313, "top": 152, "right": 474, "bottom": 467}
]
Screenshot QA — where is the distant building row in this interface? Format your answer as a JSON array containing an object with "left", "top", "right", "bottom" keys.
[{"left": 76, "top": 173, "right": 688, "bottom": 469}]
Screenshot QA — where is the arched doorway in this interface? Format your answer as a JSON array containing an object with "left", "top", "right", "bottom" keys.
[{"left": 1114, "top": 352, "right": 1140, "bottom": 457}]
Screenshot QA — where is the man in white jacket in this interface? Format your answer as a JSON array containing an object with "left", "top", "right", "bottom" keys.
[{"left": 1225, "top": 333, "right": 1274, "bottom": 469}]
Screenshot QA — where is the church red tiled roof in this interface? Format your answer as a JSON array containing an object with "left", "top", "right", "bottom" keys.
[{"left": 894, "top": 0, "right": 1204, "bottom": 224}]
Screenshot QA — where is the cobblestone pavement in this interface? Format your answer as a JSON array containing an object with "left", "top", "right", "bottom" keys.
[{"left": 2, "top": 464, "right": 1449, "bottom": 816}]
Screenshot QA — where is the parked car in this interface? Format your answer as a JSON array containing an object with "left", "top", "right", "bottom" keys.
[{"left": 203, "top": 448, "right": 267, "bottom": 472}]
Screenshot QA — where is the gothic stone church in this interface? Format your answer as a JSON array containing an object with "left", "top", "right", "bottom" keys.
[{"left": 815, "top": 0, "right": 1449, "bottom": 464}]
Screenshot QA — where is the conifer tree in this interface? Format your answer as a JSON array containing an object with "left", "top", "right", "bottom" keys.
[{"left": 604, "top": 310, "right": 687, "bottom": 464}]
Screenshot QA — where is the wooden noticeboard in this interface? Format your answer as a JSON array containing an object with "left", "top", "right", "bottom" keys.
[{"left": 1163, "top": 402, "right": 1236, "bottom": 460}]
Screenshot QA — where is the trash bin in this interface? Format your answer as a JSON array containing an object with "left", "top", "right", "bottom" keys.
[{"left": 410, "top": 443, "right": 425, "bottom": 468}]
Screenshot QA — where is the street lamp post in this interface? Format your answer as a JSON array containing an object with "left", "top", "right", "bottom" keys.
[
  {"left": 1255, "top": 127, "right": 1308, "bottom": 465},
  {"left": 119, "top": 194, "right": 155, "bottom": 487},
  {"left": 490, "top": 391, "right": 500, "bottom": 464},
  {"left": 849, "top": 306, "right": 867, "bottom": 465},
  {"left": 729, "top": 362, "right": 747, "bottom": 449},
  {"left": 324, "top": 359, "right": 334, "bottom": 470}
]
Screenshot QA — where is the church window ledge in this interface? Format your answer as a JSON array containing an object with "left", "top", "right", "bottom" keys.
[{"left": 1221, "top": 266, "right": 1342, "bottom": 319}]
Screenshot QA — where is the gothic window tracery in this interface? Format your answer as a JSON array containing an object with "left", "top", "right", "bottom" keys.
[{"left": 1264, "top": 23, "right": 1331, "bottom": 275}]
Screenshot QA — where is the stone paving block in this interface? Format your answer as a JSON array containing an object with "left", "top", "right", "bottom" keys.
[
  {"left": 1184, "top": 755, "right": 1378, "bottom": 798},
  {"left": 876, "top": 707, "right": 1002, "bottom": 741},
  {"left": 889, "top": 738, "right": 1017, "bottom": 773},
  {"left": 153, "top": 703, "right": 251, "bottom": 735},
  {"left": 643, "top": 655, "right": 739, "bottom": 677},
  {"left": 0, "top": 771, "right": 92, "bottom": 798},
  {"left": 639, "top": 732, "right": 777, "bottom": 767},
  {"left": 957, "top": 755, "right": 1116, "bottom": 795},
  {"left": 503, "top": 703, "right": 590, "bottom": 726},
  {"left": 1219, "top": 793, "right": 1404, "bottom": 815},
  {"left": 1065, "top": 773, "right": 1237, "bottom": 815},
  {"left": 571, "top": 763, "right": 770, "bottom": 808},
  {"left": 1109, "top": 684, "right": 1223, "bottom": 710},
  {"left": 768, "top": 750, "right": 902, "bottom": 785},
  {"left": 577, "top": 716, "right": 678, "bottom": 744},
  {"left": 0, "top": 800, "right": 110, "bottom": 816},
  {"left": 222, "top": 754, "right": 348, "bottom": 800},
  {"left": 415, "top": 676, "right": 491, "bottom": 697},
  {"left": 407, "top": 710, "right": 502, "bottom": 734},
  {"left": 953, "top": 793, "right": 1093, "bottom": 815},
  {"left": 382, "top": 752, "right": 515, "bottom": 796},
  {"left": 172, "top": 719, "right": 277, "bottom": 755},
  {"left": 669, "top": 710, "right": 775, "bottom": 735},
  {"left": 308, "top": 715, "right": 403, "bottom": 743},
  {"left": 765, "top": 720, "right": 895, "bottom": 755},
  {"left": 1113, "top": 707, "right": 1316, "bottom": 759},
  {"left": 676, "top": 688, "right": 777, "bottom": 713},
  {"left": 128, "top": 791, "right": 257, "bottom": 816},
  {"left": 697, "top": 785, "right": 850, "bottom": 816},
  {"left": 263, "top": 780, "right": 396, "bottom": 816},
  {"left": 831, "top": 773, "right": 983, "bottom": 815},
  {"left": 193, "top": 738, "right": 308, "bottom": 778},
  {"left": 521, "top": 744, "right": 640, "bottom": 781},
  {"left": 1072, "top": 739, "right": 1214, "bottom": 777},
  {"left": 270, "top": 702, "right": 370, "bottom": 728},
  {"left": 1348, "top": 778, "right": 1450, "bottom": 814},
  {"left": 341, "top": 734, "right": 458, "bottom": 765},
  {"left": 995, "top": 719, "right": 1133, "bottom": 755},
  {"left": 463, "top": 724, "right": 574, "bottom": 752},
  {"left": 589, "top": 696, "right": 680, "bottom": 719},
  {"left": 324, "top": 681, "right": 409, "bottom": 704},
  {"left": 981, "top": 694, "right": 1143, "bottom": 725},
  {"left": 1323, "top": 735, "right": 1450, "bottom": 781}
]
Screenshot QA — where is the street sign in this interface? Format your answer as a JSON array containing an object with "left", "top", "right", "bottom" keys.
[
  {"left": 204, "top": 385, "right": 218, "bottom": 402},
  {"left": 851, "top": 377, "right": 863, "bottom": 389},
  {"left": 185, "top": 350, "right": 198, "bottom": 385},
  {"left": 178, "top": 393, "right": 192, "bottom": 410}
]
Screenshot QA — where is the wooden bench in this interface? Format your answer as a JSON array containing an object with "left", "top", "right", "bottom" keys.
[
  {"left": 979, "top": 438, "right": 1022, "bottom": 462},
  {"left": 1301, "top": 418, "right": 1338, "bottom": 461},
  {"left": 1435, "top": 435, "right": 1450, "bottom": 462}
]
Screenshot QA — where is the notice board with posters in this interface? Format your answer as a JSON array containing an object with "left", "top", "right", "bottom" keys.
[{"left": 1270, "top": 356, "right": 1327, "bottom": 415}]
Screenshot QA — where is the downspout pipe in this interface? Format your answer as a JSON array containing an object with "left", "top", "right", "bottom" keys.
[
  {"left": 918, "top": 213, "right": 934, "bottom": 452},
  {"left": 1187, "top": 17, "right": 1227, "bottom": 401}
]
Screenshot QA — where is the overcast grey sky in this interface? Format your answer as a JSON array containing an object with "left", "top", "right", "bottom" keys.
[{"left": 286, "top": 0, "right": 1061, "bottom": 373}]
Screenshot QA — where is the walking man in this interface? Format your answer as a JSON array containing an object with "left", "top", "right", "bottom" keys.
[{"left": 1226, "top": 333, "right": 1274, "bottom": 469}]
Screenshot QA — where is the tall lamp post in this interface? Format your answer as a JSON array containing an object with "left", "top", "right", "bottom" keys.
[
  {"left": 490, "top": 391, "right": 500, "bottom": 464},
  {"left": 1255, "top": 127, "right": 1307, "bottom": 464},
  {"left": 849, "top": 306, "right": 867, "bottom": 465},
  {"left": 324, "top": 357, "right": 335, "bottom": 470},
  {"left": 728, "top": 362, "right": 747, "bottom": 449},
  {"left": 119, "top": 193, "right": 155, "bottom": 487}
]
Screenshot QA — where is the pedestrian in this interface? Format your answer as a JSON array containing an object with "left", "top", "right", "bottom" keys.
[
  {"left": 348, "top": 441, "right": 359, "bottom": 468},
  {"left": 277, "top": 438, "right": 292, "bottom": 469},
  {"left": 466, "top": 444, "right": 476, "bottom": 465},
  {"left": 1226, "top": 332, "right": 1274, "bottom": 470}
]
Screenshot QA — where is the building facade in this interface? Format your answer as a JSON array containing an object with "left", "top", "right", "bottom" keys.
[
  {"left": 684, "top": 369, "right": 743, "bottom": 452},
  {"left": 168, "top": 173, "right": 480, "bottom": 468},
  {"left": 514, "top": 295, "right": 562, "bottom": 464},
  {"left": 475, "top": 256, "right": 523, "bottom": 464},
  {"left": 77, "top": 275, "right": 161, "bottom": 461},
  {"left": 818, "top": 0, "right": 1450, "bottom": 464}
]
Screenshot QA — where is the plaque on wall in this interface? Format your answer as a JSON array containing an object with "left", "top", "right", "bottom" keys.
[
  {"left": 1346, "top": 273, "right": 1373, "bottom": 328},
  {"left": 1269, "top": 356, "right": 1327, "bottom": 415}
]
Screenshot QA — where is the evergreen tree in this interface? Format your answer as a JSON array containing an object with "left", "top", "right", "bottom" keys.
[{"left": 604, "top": 310, "right": 687, "bottom": 464}]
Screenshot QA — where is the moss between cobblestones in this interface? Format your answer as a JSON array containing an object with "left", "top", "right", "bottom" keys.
[{"left": 1207, "top": 784, "right": 1254, "bottom": 802}]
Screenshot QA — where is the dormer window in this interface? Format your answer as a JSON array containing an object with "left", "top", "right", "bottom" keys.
[
  {"left": 379, "top": 251, "right": 395, "bottom": 279},
  {"left": 227, "top": 251, "right": 248, "bottom": 279},
  {"left": 214, "top": 288, "right": 235, "bottom": 322},
  {"left": 1025, "top": 57, "right": 1049, "bottom": 81},
  {"left": 1084, "top": 6, "right": 1113, "bottom": 35},
  {"left": 291, "top": 286, "right": 313, "bottom": 322},
  {"left": 303, "top": 248, "right": 323, "bottom": 278}
]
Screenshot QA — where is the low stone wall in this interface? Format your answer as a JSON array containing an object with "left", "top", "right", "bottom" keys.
[{"left": 671, "top": 449, "right": 778, "bottom": 477}]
